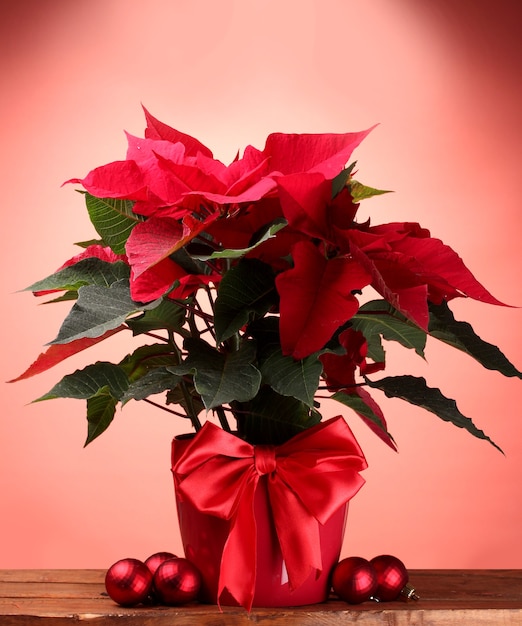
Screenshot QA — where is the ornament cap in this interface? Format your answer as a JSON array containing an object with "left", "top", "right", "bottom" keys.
[{"left": 400, "top": 582, "right": 420, "bottom": 601}]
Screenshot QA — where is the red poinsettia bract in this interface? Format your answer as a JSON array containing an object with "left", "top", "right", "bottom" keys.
[
  {"left": 347, "top": 223, "right": 508, "bottom": 330},
  {"left": 276, "top": 241, "right": 372, "bottom": 359}
]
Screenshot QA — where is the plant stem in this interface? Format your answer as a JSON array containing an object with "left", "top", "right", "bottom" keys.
[
  {"left": 215, "top": 406, "right": 231, "bottom": 432},
  {"left": 194, "top": 296, "right": 215, "bottom": 340},
  {"left": 142, "top": 398, "right": 191, "bottom": 419},
  {"left": 123, "top": 326, "right": 170, "bottom": 343},
  {"left": 168, "top": 330, "right": 203, "bottom": 432},
  {"left": 317, "top": 383, "right": 368, "bottom": 392},
  {"left": 174, "top": 299, "right": 214, "bottom": 322},
  {"left": 205, "top": 284, "right": 215, "bottom": 303}
]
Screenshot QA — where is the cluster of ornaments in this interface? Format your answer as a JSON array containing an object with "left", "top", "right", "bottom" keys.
[
  {"left": 105, "top": 552, "right": 201, "bottom": 606},
  {"left": 105, "top": 550, "right": 418, "bottom": 608},
  {"left": 332, "top": 554, "right": 419, "bottom": 604}
]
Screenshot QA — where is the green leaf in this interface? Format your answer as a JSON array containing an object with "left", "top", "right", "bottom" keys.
[
  {"left": 170, "top": 246, "right": 211, "bottom": 275},
  {"left": 36, "top": 361, "right": 129, "bottom": 445},
  {"left": 428, "top": 301, "right": 522, "bottom": 379},
  {"left": 126, "top": 298, "right": 187, "bottom": 336},
  {"left": 250, "top": 316, "right": 346, "bottom": 404},
  {"left": 40, "top": 292, "right": 79, "bottom": 304},
  {"left": 359, "top": 328, "right": 385, "bottom": 363},
  {"left": 74, "top": 239, "right": 104, "bottom": 248},
  {"left": 35, "top": 362, "right": 129, "bottom": 402},
  {"left": 121, "top": 368, "right": 181, "bottom": 405},
  {"left": 349, "top": 180, "right": 393, "bottom": 202},
  {"left": 331, "top": 162, "right": 357, "bottom": 198},
  {"left": 259, "top": 347, "right": 322, "bottom": 407},
  {"left": 332, "top": 390, "right": 391, "bottom": 438},
  {"left": 192, "top": 218, "right": 287, "bottom": 260},
  {"left": 365, "top": 374, "right": 503, "bottom": 452},
  {"left": 85, "top": 386, "right": 118, "bottom": 445},
  {"left": 24, "top": 259, "right": 130, "bottom": 293},
  {"left": 50, "top": 279, "right": 162, "bottom": 344},
  {"left": 353, "top": 300, "right": 427, "bottom": 359},
  {"left": 237, "top": 387, "right": 322, "bottom": 445},
  {"left": 119, "top": 344, "right": 180, "bottom": 382},
  {"left": 245, "top": 315, "right": 279, "bottom": 344},
  {"left": 214, "top": 259, "right": 277, "bottom": 343},
  {"left": 170, "top": 337, "right": 262, "bottom": 409},
  {"left": 166, "top": 383, "right": 205, "bottom": 418},
  {"left": 85, "top": 193, "right": 141, "bottom": 254},
  {"left": 251, "top": 317, "right": 322, "bottom": 406}
]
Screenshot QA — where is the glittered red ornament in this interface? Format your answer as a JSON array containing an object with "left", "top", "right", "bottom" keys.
[
  {"left": 331, "top": 556, "right": 378, "bottom": 604},
  {"left": 370, "top": 554, "right": 408, "bottom": 601},
  {"left": 153, "top": 557, "right": 201, "bottom": 605},
  {"left": 104, "top": 558, "right": 153, "bottom": 606},
  {"left": 144, "top": 551, "right": 177, "bottom": 575}
]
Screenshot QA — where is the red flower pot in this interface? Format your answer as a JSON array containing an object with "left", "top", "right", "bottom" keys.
[
  {"left": 174, "top": 471, "right": 347, "bottom": 607},
  {"left": 171, "top": 418, "right": 366, "bottom": 609}
]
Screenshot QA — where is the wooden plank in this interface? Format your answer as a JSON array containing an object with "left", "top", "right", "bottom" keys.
[
  {"left": 1, "top": 602, "right": 522, "bottom": 626},
  {"left": 0, "top": 570, "right": 104, "bottom": 600},
  {"left": 0, "top": 582, "right": 103, "bottom": 599},
  {"left": 0, "top": 570, "right": 521, "bottom": 625},
  {"left": 3, "top": 570, "right": 522, "bottom": 606},
  {"left": 0, "top": 570, "right": 104, "bottom": 584}
]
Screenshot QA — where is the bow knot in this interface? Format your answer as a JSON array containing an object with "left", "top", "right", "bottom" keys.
[
  {"left": 254, "top": 445, "right": 277, "bottom": 476},
  {"left": 172, "top": 416, "right": 367, "bottom": 610}
]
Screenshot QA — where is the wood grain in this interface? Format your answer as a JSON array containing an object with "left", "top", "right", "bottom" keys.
[{"left": 1, "top": 570, "right": 521, "bottom": 625}]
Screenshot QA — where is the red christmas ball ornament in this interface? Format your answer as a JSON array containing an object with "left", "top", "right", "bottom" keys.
[
  {"left": 104, "top": 558, "right": 153, "bottom": 606},
  {"left": 331, "top": 556, "right": 378, "bottom": 604},
  {"left": 144, "top": 551, "right": 177, "bottom": 575},
  {"left": 370, "top": 554, "right": 408, "bottom": 601},
  {"left": 153, "top": 557, "right": 201, "bottom": 605}
]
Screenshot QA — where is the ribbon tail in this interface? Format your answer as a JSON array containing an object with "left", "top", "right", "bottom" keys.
[
  {"left": 270, "top": 481, "right": 323, "bottom": 591},
  {"left": 218, "top": 476, "right": 258, "bottom": 611}
]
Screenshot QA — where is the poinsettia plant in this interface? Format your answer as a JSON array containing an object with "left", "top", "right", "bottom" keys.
[{"left": 12, "top": 108, "right": 521, "bottom": 450}]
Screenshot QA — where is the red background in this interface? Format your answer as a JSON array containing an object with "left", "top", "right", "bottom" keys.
[{"left": 1, "top": 0, "right": 521, "bottom": 569}]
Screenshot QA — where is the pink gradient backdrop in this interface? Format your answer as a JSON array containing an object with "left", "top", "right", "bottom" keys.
[{"left": 2, "top": 0, "right": 521, "bottom": 569}]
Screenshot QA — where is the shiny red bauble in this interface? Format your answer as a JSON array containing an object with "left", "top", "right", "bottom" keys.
[
  {"left": 370, "top": 554, "right": 408, "bottom": 601},
  {"left": 331, "top": 556, "right": 378, "bottom": 604},
  {"left": 144, "top": 551, "right": 177, "bottom": 575},
  {"left": 153, "top": 557, "right": 201, "bottom": 605},
  {"left": 104, "top": 558, "right": 153, "bottom": 606}
]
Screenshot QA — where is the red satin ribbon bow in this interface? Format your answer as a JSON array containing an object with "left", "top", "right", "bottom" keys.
[{"left": 172, "top": 415, "right": 367, "bottom": 610}]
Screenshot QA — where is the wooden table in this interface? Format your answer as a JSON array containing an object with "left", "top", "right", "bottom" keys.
[{"left": 1, "top": 569, "right": 521, "bottom": 625}]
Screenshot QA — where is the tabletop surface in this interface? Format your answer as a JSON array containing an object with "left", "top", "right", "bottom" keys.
[{"left": 1, "top": 569, "right": 522, "bottom": 625}]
